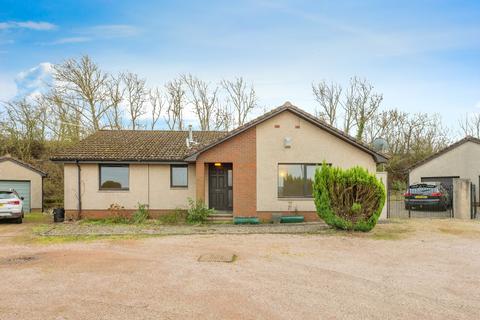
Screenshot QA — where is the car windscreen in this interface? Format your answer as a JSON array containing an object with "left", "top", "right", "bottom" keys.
[
  {"left": 0, "top": 191, "right": 16, "bottom": 199},
  {"left": 409, "top": 184, "right": 438, "bottom": 195}
]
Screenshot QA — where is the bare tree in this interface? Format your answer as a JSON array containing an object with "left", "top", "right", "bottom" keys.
[
  {"left": 149, "top": 87, "right": 164, "bottom": 130},
  {"left": 0, "top": 99, "right": 46, "bottom": 159},
  {"left": 221, "top": 77, "right": 258, "bottom": 126},
  {"left": 105, "top": 75, "right": 124, "bottom": 130},
  {"left": 123, "top": 72, "right": 147, "bottom": 130},
  {"left": 214, "top": 103, "right": 235, "bottom": 131},
  {"left": 311, "top": 77, "right": 382, "bottom": 139},
  {"left": 165, "top": 78, "right": 185, "bottom": 130},
  {"left": 342, "top": 79, "right": 357, "bottom": 135},
  {"left": 38, "top": 90, "right": 83, "bottom": 142},
  {"left": 459, "top": 113, "right": 480, "bottom": 138},
  {"left": 312, "top": 81, "right": 342, "bottom": 126},
  {"left": 53, "top": 55, "right": 111, "bottom": 132},
  {"left": 350, "top": 77, "right": 383, "bottom": 141},
  {"left": 182, "top": 74, "right": 219, "bottom": 130}
]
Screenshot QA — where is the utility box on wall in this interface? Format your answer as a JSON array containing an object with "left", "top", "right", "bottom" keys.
[{"left": 283, "top": 137, "right": 292, "bottom": 148}]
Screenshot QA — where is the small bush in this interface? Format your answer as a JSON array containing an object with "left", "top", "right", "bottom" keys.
[
  {"left": 186, "top": 198, "right": 214, "bottom": 224},
  {"left": 313, "top": 163, "right": 385, "bottom": 232},
  {"left": 132, "top": 203, "right": 149, "bottom": 224},
  {"left": 157, "top": 208, "right": 187, "bottom": 224}
]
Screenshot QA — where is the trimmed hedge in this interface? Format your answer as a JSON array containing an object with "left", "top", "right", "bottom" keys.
[{"left": 313, "top": 163, "right": 385, "bottom": 232}]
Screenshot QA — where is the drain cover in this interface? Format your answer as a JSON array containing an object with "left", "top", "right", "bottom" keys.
[
  {"left": 0, "top": 255, "right": 37, "bottom": 265},
  {"left": 198, "top": 253, "right": 237, "bottom": 263}
]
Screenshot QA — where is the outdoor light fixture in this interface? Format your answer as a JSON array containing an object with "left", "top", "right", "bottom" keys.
[{"left": 214, "top": 162, "right": 222, "bottom": 167}]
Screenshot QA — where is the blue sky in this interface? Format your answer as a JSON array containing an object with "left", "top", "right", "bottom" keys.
[{"left": 0, "top": 0, "right": 479, "bottom": 133}]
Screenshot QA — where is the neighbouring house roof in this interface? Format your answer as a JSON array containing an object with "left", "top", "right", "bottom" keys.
[
  {"left": 409, "top": 136, "right": 480, "bottom": 171},
  {"left": 50, "top": 130, "right": 227, "bottom": 162},
  {"left": 185, "top": 102, "right": 388, "bottom": 163},
  {"left": 51, "top": 102, "right": 388, "bottom": 164},
  {"left": 0, "top": 155, "right": 47, "bottom": 177}
]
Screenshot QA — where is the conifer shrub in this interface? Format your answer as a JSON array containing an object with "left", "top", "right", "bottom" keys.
[{"left": 313, "top": 163, "right": 385, "bottom": 232}]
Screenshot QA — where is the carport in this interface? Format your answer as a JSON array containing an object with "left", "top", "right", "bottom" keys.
[{"left": 0, "top": 156, "right": 46, "bottom": 212}]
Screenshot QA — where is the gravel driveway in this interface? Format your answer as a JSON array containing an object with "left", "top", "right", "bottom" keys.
[{"left": 0, "top": 219, "right": 479, "bottom": 319}]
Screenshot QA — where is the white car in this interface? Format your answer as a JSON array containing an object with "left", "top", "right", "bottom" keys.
[{"left": 0, "top": 190, "right": 24, "bottom": 224}]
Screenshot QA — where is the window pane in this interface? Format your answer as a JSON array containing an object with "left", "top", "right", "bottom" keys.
[
  {"left": 278, "top": 164, "right": 304, "bottom": 197},
  {"left": 0, "top": 191, "right": 16, "bottom": 199},
  {"left": 305, "top": 165, "right": 317, "bottom": 196},
  {"left": 100, "top": 166, "right": 129, "bottom": 189},
  {"left": 171, "top": 165, "right": 188, "bottom": 187},
  {"left": 227, "top": 169, "right": 233, "bottom": 187}
]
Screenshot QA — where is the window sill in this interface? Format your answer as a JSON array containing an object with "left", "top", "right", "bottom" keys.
[
  {"left": 170, "top": 186, "right": 188, "bottom": 190},
  {"left": 98, "top": 189, "right": 130, "bottom": 192},
  {"left": 278, "top": 197, "right": 313, "bottom": 201}
]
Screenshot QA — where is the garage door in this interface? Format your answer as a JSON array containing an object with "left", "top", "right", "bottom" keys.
[
  {"left": 420, "top": 176, "right": 458, "bottom": 198},
  {"left": 0, "top": 180, "right": 31, "bottom": 213}
]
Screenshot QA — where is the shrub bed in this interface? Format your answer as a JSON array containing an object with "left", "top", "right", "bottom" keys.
[
  {"left": 313, "top": 163, "right": 385, "bottom": 232},
  {"left": 186, "top": 198, "right": 214, "bottom": 224}
]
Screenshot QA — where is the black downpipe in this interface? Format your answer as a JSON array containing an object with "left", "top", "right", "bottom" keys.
[
  {"left": 76, "top": 160, "right": 82, "bottom": 218},
  {"left": 41, "top": 176, "right": 44, "bottom": 213}
]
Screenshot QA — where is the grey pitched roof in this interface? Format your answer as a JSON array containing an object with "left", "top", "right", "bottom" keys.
[
  {"left": 51, "top": 130, "right": 227, "bottom": 162},
  {"left": 409, "top": 136, "right": 480, "bottom": 171},
  {"left": 51, "top": 102, "right": 388, "bottom": 164},
  {"left": 0, "top": 156, "right": 47, "bottom": 176}
]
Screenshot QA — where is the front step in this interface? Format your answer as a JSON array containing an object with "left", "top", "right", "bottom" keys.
[{"left": 207, "top": 213, "right": 233, "bottom": 223}]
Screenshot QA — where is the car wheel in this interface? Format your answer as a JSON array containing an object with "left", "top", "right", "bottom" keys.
[{"left": 14, "top": 217, "right": 22, "bottom": 224}]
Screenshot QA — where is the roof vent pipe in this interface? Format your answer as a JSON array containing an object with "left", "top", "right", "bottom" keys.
[{"left": 186, "top": 124, "right": 197, "bottom": 148}]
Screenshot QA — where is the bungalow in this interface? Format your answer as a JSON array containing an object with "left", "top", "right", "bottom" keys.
[{"left": 51, "top": 102, "right": 387, "bottom": 222}]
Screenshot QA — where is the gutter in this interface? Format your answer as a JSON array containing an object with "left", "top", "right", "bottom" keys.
[{"left": 76, "top": 160, "right": 82, "bottom": 218}]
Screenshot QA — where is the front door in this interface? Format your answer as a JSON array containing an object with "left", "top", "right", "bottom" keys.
[{"left": 208, "top": 164, "right": 233, "bottom": 211}]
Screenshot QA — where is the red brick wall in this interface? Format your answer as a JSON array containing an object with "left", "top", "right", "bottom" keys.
[{"left": 196, "top": 128, "right": 256, "bottom": 217}]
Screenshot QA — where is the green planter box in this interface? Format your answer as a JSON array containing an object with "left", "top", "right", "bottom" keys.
[
  {"left": 280, "top": 216, "right": 305, "bottom": 223},
  {"left": 234, "top": 217, "right": 260, "bottom": 224}
]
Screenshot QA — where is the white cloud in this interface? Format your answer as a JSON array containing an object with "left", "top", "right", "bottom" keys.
[
  {"left": 0, "top": 75, "right": 17, "bottom": 101},
  {"left": 43, "top": 24, "right": 140, "bottom": 46},
  {"left": 82, "top": 24, "right": 141, "bottom": 38},
  {"left": 14, "top": 62, "right": 54, "bottom": 99},
  {"left": 0, "top": 21, "right": 57, "bottom": 31},
  {"left": 41, "top": 36, "right": 91, "bottom": 45}
]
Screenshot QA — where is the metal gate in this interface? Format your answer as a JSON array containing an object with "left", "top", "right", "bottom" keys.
[
  {"left": 387, "top": 189, "right": 453, "bottom": 219},
  {"left": 471, "top": 184, "right": 478, "bottom": 219}
]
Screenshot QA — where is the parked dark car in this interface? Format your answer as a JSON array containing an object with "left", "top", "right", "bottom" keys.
[{"left": 404, "top": 182, "right": 451, "bottom": 211}]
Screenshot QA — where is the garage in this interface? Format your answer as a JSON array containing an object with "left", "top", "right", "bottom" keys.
[
  {"left": 0, "top": 180, "right": 31, "bottom": 212},
  {"left": 409, "top": 136, "right": 480, "bottom": 200},
  {"left": 0, "top": 156, "right": 46, "bottom": 213}
]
